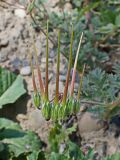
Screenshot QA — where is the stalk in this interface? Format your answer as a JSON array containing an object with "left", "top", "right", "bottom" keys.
[
  {"left": 33, "top": 37, "right": 45, "bottom": 97},
  {"left": 70, "top": 32, "right": 83, "bottom": 97},
  {"left": 62, "top": 29, "right": 74, "bottom": 105},
  {"left": 45, "top": 20, "right": 49, "bottom": 101},
  {"left": 54, "top": 30, "right": 61, "bottom": 104},
  {"left": 77, "top": 64, "right": 86, "bottom": 101},
  {"left": 29, "top": 51, "right": 37, "bottom": 94}
]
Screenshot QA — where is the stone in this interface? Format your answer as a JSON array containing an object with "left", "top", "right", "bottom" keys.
[
  {"left": 28, "top": 109, "right": 52, "bottom": 131},
  {"left": 22, "top": 59, "right": 29, "bottom": 67},
  {"left": 0, "top": 54, "right": 8, "bottom": 63},
  {"left": 14, "top": 9, "right": 26, "bottom": 18},
  {"left": 59, "top": 81, "right": 65, "bottom": 93},
  {"left": 20, "top": 66, "right": 31, "bottom": 76},
  {"left": 78, "top": 112, "right": 103, "bottom": 134},
  {"left": 0, "top": 38, "right": 9, "bottom": 47},
  {"left": 28, "top": 109, "right": 53, "bottom": 144},
  {"left": 59, "top": 75, "right": 66, "bottom": 82},
  {"left": 12, "top": 57, "right": 21, "bottom": 69},
  {"left": 49, "top": 49, "right": 55, "bottom": 58},
  {"left": 0, "top": 47, "right": 9, "bottom": 62},
  {"left": 41, "top": 57, "right": 46, "bottom": 63},
  {"left": 74, "top": 83, "right": 79, "bottom": 89},
  {"left": 60, "top": 67, "right": 67, "bottom": 75}
]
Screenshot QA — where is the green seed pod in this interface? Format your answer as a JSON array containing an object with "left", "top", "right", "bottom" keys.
[
  {"left": 71, "top": 99, "right": 76, "bottom": 114},
  {"left": 66, "top": 102, "right": 70, "bottom": 116},
  {"left": 66, "top": 98, "right": 80, "bottom": 115},
  {"left": 59, "top": 105, "right": 66, "bottom": 120},
  {"left": 51, "top": 105, "right": 57, "bottom": 121},
  {"left": 54, "top": 105, "right": 59, "bottom": 121},
  {"left": 42, "top": 102, "right": 51, "bottom": 120},
  {"left": 63, "top": 105, "right": 67, "bottom": 119},
  {"left": 51, "top": 106, "right": 55, "bottom": 120},
  {"left": 73, "top": 100, "right": 80, "bottom": 114},
  {"left": 33, "top": 92, "right": 41, "bottom": 108},
  {"left": 67, "top": 98, "right": 73, "bottom": 115},
  {"left": 58, "top": 105, "right": 63, "bottom": 120}
]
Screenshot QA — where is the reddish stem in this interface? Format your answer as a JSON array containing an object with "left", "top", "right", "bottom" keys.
[
  {"left": 54, "top": 30, "right": 60, "bottom": 104},
  {"left": 45, "top": 21, "right": 49, "bottom": 100},
  {"left": 33, "top": 37, "right": 45, "bottom": 97},
  {"left": 70, "top": 32, "right": 83, "bottom": 97},
  {"left": 62, "top": 30, "right": 74, "bottom": 105}
]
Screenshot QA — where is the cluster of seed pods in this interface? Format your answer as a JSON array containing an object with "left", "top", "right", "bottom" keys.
[{"left": 30, "top": 22, "right": 85, "bottom": 121}]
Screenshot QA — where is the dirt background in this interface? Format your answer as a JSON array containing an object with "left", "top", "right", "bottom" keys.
[{"left": 0, "top": 0, "right": 120, "bottom": 158}]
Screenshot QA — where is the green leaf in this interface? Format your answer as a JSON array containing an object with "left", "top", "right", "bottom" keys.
[
  {"left": 0, "top": 118, "right": 21, "bottom": 130},
  {"left": 6, "top": 131, "right": 42, "bottom": 157},
  {"left": 0, "top": 67, "right": 26, "bottom": 108},
  {"left": 0, "top": 118, "right": 42, "bottom": 159},
  {"left": 49, "top": 152, "right": 67, "bottom": 160},
  {"left": 68, "top": 141, "right": 84, "bottom": 160},
  {"left": 0, "top": 67, "right": 16, "bottom": 96},
  {"left": 66, "top": 123, "right": 77, "bottom": 135},
  {"left": 27, "top": 151, "right": 41, "bottom": 160}
]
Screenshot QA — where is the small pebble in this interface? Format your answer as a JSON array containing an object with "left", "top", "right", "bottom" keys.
[
  {"left": 0, "top": 38, "right": 9, "bottom": 46},
  {"left": 0, "top": 54, "right": 8, "bottom": 62},
  {"left": 41, "top": 58, "right": 46, "bottom": 63},
  {"left": 22, "top": 59, "right": 29, "bottom": 67},
  {"left": 20, "top": 66, "right": 31, "bottom": 76},
  {"left": 14, "top": 8, "right": 26, "bottom": 18},
  {"left": 59, "top": 81, "right": 65, "bottom": 92},
  {"left": 12, "top": 57, "right": 21, "bottom": 69},
  {"left": 49, "top": 49, "right": 55, "bottom": 58},
  {"left": 59, "top": 75, "right": 66, "bottom": 82}
]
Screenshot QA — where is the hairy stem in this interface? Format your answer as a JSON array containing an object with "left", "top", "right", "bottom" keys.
[
  {"left": 54, "top": 30, "right": 61, "bottom": 104},
  {"left": 62, "top": 29, "right": 74, "bottom": 105},
  {"left": 33, "top": 37, "right": 45, "bottom": 97},
  {"left": 45, "top": 20, "right": 49, "bottom": 101},
  {"left": 70, "top": 32, "right": 83, "bottom": 97},
  {"left": 29, "top": 51, "right": 37, "bottom": 94}
]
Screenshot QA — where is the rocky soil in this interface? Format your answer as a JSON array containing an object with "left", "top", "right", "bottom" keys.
[{"left": 0, "top": 0, "right": 120, "bottom": 158}]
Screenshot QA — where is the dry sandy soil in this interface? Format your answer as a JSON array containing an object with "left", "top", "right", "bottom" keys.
[{"left": 0, "top": 0, "right": 120, "bottom": 158}]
